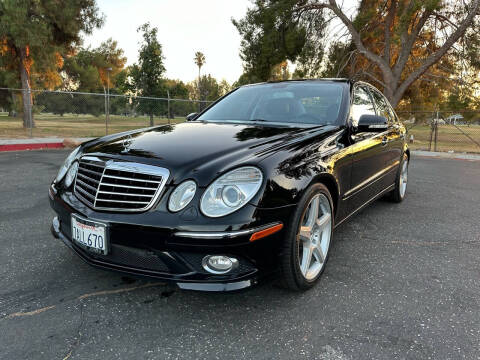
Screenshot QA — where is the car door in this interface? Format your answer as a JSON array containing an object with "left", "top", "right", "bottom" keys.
[
  {"left": 346, "top": 84, "right": 390, "bottom": 212},
  {"left": 369, "top": 87, "right": 403, "bottom": 186}
]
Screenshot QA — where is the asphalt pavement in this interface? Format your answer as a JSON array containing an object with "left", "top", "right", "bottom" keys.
[{"left": 0, "top": 150, "right": 479, "bottom": 360}]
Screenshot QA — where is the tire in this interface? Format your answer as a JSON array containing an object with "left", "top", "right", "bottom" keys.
[
  {"left": 279, "top": 183, "right": 334, "bottom": 291},
  {"left": 389, "top": 153, "right": 409, "bottom": 203}
]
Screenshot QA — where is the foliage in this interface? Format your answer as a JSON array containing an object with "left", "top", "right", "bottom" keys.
[
  {"left": 130, "top": 23, "right": 166, "bottom": 124},
  {"left": 0, "top": 0, "right": 103, "bottom": 126},
  {"left": 189, "top": 74, "right": 228, "bottom": 111},
  {"left": 63, "top": 39, "right": 127, "bottom": 92},
  {"left": 218, "top": 79, "right": 233, "bottom": 96},
  {"left": 34, "top": 39, "right": 127, "bottom": 118},
  {"left": 194, "top": 51, "right": 206, "bottom": 77},
  {"left": 232, "top": 0, "right": 326, "bottom": 83},
  {"left": 233, "top": 0, "right": 480, "bottom": 108}
]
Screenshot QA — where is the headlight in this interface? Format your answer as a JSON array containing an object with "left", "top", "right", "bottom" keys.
[
  {"left": 200, "top": 166, "right": 263, "bottom": 217},
  {"left": 64, "top": 161, "right": 79, "bottom": 188},
  {"left": 168, "top": 180, "right": 197, "bottom": 212},
  {"left": 55, "top": 146, "right": 81, "bottom": 184}
]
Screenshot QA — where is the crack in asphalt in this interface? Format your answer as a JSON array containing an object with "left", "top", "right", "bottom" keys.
[
  {"left": 4, "top": 305, "right": 56, "bottom": 319},
  {"left": 77, "top": 281, "right": 165, "bottom": 300},
  {"left": 1, "top": 282, "right": 166, "bottom": 321},
  {"left": 62, "top": 302, "right": 84, "bottom": 360}
]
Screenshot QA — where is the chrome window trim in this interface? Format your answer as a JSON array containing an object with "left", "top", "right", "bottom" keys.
[{"left": 74, "top": 156, "right": 170, "bottom": 213}]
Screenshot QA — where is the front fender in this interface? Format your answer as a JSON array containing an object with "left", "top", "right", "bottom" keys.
[{"left": 254, "top": 129, "right": 350, "bottom": 211}]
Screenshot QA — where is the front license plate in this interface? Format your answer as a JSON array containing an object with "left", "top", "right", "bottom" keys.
[{"left": 71, "top": 215, "right": 108, "bottom": 255}]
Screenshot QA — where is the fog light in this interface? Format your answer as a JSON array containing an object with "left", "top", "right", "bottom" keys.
[{"left": 202, "top": 255, "right": 239, "bottom": 274}]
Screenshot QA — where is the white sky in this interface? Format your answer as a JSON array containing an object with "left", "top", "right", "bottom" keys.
[
  {"left": 84, "top": 0, "right": 358, "bottom": 84},
  {"left": 84, "top": 0, "right": 251, "bottom": 84}
]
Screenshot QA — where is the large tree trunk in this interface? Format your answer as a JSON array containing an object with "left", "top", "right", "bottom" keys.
[
  {"left": 19, "top": 47, "right": 34, "bottom": 129},
  {"left": 149, "top": 113, "right": 154, "bottom": 126}
]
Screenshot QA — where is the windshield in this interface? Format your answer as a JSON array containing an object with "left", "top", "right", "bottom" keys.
[{"left": 197, "top": 82, "right": 345, "bottom": 126}]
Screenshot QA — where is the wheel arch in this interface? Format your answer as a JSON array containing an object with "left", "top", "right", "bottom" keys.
[
  {"left": 310, "top": 173, "right": 339, "bottom": 218},
  {"left": 404, "top": 146, "right": 410, "bottom": 162}
]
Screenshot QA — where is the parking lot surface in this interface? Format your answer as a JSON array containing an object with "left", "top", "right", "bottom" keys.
[{"left": 0, "top": 150, "right": 479, "bottom": 360}]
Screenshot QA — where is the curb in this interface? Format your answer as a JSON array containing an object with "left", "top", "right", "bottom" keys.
[
  {"left": 0, "top": 142, "right": 64, "bottom": 152},
  {"left": 0, "top": 137, "right": 93, "bottom": 152},
  {"left": 412, "top": 150, "right": 480, "bottom": 161}
]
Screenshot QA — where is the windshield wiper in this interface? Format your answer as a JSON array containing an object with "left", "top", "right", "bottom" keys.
[{"left": 250, "top": 119, "right": 269, "bottom": 122}]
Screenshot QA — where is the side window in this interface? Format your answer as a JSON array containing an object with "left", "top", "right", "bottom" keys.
[
  {"left": 370, "top": 88, "right": 395, "bottom": 124},
  {"left": 351, "top": 86, "right": 375, "bottom": 126},
  {"left": 386, "top": 103, "right": 398, "bottom": 124}
]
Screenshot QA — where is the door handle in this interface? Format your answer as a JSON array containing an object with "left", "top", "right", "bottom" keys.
[{"left": 381, "top": 136, "right": 388, "bottom": 146}]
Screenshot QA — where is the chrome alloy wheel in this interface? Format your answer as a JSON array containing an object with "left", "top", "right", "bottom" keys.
[
  {"left": 399, "top": 157, "right": 408, "bottom": 198},
  {"left": 297, "top": 193, "right": 332, "bottom": 280}
]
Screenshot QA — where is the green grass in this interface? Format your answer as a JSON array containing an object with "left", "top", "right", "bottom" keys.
[
  {"left": 0, "top": 112, "right": 185, "bottom": 139},
  {"left": 406, "top": 124, "right": 480, "bottom": 154}
]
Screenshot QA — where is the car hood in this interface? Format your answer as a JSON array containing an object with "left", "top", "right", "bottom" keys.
[{"left": 83, "top": 121, "right": 336, "bottom": 185}]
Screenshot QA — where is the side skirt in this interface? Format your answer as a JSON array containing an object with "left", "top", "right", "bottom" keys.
[{"left": 334, "top": 183, "right": 395, "bottom": 229}]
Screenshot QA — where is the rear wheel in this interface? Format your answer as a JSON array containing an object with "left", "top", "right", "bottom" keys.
[
  {"left": 389, "top": 153, "right": 409, "bottom": 203},
  {"left": 280, "top": 183, "right": 333, "bottom": 291}
]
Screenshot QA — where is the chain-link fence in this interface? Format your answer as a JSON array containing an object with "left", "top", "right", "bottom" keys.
[
  {"left": 0, "top": 88, "right": 213, "bottom": 139},
  {"left": 1, "top": 88, "right": 480, "bottom": 154},
  {"left": 397, "top": 111, "right": 480, "bottom": 154}
]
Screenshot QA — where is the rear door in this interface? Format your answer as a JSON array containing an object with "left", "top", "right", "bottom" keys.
[
  {"left": 346, "top": 84, "right": 390, "bottom": 211},
  {"left": 369, "top": 87, "right": 403, "bottom": 185}
]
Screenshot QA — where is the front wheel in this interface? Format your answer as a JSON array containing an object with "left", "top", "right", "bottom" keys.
[{"left": 280, "top": 183, "right": 333, "bottom": 291}]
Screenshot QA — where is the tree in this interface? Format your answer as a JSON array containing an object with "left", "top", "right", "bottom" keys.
[
  {"left": 34, "top": 39, "right": 127, "bottom": 118},
  {"left": 194, "top": 51, "right": 206, "bottom": 109},
  {"left": 234, "top": 0, "right": 480, "bottom": 107},
  {"left": 293, "top": 0, "right": 480, "bottom": 107},
  {"left": 190, "top": 74, "right": 223, "bottom": 111},
  {"left": 218, "top": 79, "right": 232, "bottom": 96},
  {"left": 164, "top": 79, "right": 193, "bottom": 118},
  {"left": 63, "top": 39, "right": 126, "bottom": 92},
  {"left": 0, "top": 0, "right": 103, "bottom": 127},
  {"left": 0, "top": 69, "right": 14, "bottom": 114},
  {"left": 194, "top": 51, "right": 206, "bottom": 81},
  {"left": 130, "top": 23, "right": 166, "bottom": 126},
  {"left": 233, "top": 0, "right": 327, "bottom": 83}
]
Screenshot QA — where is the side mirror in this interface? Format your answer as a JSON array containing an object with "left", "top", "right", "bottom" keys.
[
  {"left": 186, "top": 112, "right": 198, "bottom": 121},
  {"left": 357, "top": 114, "right": 388, "bottom": 132}
]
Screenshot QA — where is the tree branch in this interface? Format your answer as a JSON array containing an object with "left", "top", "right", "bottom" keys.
[
  {"left": 295, "top": 1, "right": 390, "bottom": 75},
  {"left": 328, "top": 0, "right": 393, "bottom": 78},
  {"left": 432, "top": 12, "right": 459, "bottom": 30},
  {"left": 393, "top": 0, "right": 480, "bottom": 105},
  {"left": 355, "top": 70, "right": 386, "bottom": 87},
  {"left": 393, "top": 7, "right": 432, "bottom": 81},
  {"left": 336, "top": 49, "right": 357, "bottom": 77}
]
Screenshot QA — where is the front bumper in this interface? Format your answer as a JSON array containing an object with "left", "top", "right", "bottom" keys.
[
  {"left": 51, "top": 219, "right": 256, "bottom": 291},
  {"left": 49, "top": 185, "right": 291, "bottom": 292}
]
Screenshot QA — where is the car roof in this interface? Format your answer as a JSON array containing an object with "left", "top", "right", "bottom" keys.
[{"left": 241, "top": 78, "right": 352, "bottom": 88}]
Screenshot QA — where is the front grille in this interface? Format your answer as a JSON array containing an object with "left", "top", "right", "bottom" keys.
[{"left": 74, "top": 156, "right": 169, "bottom": 212}]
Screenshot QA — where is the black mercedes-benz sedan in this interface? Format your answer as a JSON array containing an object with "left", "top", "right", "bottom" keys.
[{"left": 49, "top": 79, "right": 409, "bottom": 292}]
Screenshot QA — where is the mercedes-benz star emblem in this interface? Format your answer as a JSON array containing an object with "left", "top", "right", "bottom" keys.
[{"left": 121, "top": 134, "right": 133, "bottom": 153}]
